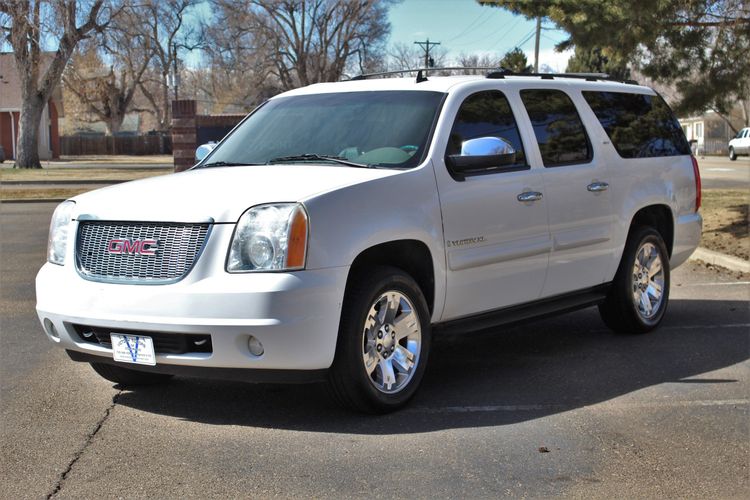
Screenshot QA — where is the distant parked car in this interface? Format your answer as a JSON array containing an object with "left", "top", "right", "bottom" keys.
[{"left": 728, "top": 127, "right": 750, "bottom": 160}]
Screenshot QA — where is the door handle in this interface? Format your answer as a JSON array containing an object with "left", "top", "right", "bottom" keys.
[
  {"left": 587, "top": 181, "right": 609, "bottom": 192},
  {"left": 517, "top": 191, "right": 543, "bottom": 202}
]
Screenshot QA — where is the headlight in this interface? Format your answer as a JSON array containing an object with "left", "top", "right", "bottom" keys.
[
  {"left": 47, "top": 200, "right": 75, "bottom": 265},
  {"left": 227, "top": 203, "right": 309, "bottom": 272}
]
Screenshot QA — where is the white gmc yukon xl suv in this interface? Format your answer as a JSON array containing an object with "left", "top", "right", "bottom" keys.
[{"left": 36, "top": 71, "right": 702, "bottom": 413}]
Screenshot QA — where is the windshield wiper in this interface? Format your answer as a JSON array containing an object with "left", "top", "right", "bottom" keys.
[
  {"left": 266, "top": 154, "right": 370, "bottom": 168},
  {"left": 201, "top": 160, "right": 261, "bottom": 168}
]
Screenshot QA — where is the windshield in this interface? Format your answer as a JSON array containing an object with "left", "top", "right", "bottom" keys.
[{"left": 200, "top": 91, "right": 445, "bottom": 169}]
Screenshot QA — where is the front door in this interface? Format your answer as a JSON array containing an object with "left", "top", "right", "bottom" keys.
[{"left": 434, "top": 89, "right": 551, "bottom": 321}]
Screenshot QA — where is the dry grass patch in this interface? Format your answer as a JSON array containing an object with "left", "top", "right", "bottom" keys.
[{"left": 701, "top": 189, "right": 749, "bottom": 261}]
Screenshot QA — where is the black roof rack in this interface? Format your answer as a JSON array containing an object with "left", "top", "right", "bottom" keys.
[
  {"left": 349, "top": 67, "right": 639, "bottom": 85},
  {"left": 487, "top": 68, "right": 639, "bottom": 84},
  {"left": 349, "top": 67, "right": 502, "bottom": 81}
]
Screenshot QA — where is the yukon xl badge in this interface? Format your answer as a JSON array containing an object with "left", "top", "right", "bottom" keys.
[
  {"left": 446, "top": 236, "right": 485, "bottom": 248},
  {"left": 107, "top": 238, "right": 159, "bottom": 255}
]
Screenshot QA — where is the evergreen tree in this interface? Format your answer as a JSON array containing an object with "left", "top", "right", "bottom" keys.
[
  {"left": 500, "top": 47, "right": 533, "bottom": 73},
  {"left": 566, "top": 46, "right": 630, "bottom": 80},
  {"left": 479, "top": 0, "right": 750, "bottom": 124}
]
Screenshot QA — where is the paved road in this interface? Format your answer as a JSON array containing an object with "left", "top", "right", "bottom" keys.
[
  {"left": 1, "top": 203, "right": 748, "bottom": 498},
  {"left": 697, "top": 156, "right": 750, "bottom": 189}
]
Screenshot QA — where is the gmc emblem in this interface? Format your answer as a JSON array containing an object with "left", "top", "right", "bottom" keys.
[{"left": 107, "top": 238, "right": 159, "bottom": 256}]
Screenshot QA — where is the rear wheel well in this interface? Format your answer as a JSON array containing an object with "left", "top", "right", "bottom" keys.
[
  {"left": 346, "top": 240, "right": 435, "bottom": 314},
  {"left": 629, "top": 205, "right": 674, "bottom": 257}
]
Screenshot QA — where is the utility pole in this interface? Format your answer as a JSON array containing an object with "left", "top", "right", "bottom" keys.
[
  {"left": 533, "top": 17, "right": 541, "bottom": 73},
  {"left": 414, "top": 38, "right": 441, "bottom": 75}
]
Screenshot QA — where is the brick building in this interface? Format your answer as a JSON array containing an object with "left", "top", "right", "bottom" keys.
[{"left": 0, "top": 52, "right": 62, "bottom": 161}]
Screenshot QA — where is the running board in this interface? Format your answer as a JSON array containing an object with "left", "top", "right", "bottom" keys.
[{"left": 434, "top": 284, "right": 611, "bottom": 335}]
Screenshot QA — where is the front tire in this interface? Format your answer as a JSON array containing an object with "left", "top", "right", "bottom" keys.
[
  {"left": 729, "top": 146, "right": 737, "bottom": 161},
  {"left": 328, "top": 266, "right": 431, "bottom": 413},
  {"left": 599, "top": 226, "right": 670, "bottom": 334},
  {"left": 90, "top": 362, "right": 173, "bottom": 386}
]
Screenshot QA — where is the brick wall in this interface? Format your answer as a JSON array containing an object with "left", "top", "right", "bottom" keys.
[
  {"left": 171, "top": 100, "right": 197, "bottom": 172},
  {"left": 171, "top": 100, "right": 246, "bottom": 172}
]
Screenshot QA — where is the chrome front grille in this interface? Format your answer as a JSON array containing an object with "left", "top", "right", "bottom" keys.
[{"left": 76, "top": 221, "right": 211, "bottom": 283}]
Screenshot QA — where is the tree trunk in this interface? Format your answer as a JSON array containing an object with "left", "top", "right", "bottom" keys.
[{"left": 15, "top": 96, "right": 45, "bottom": 169}]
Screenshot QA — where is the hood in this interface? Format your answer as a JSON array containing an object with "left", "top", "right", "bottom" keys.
[{"left": 70, "top": 164, "right": 399, "bottom": 223}]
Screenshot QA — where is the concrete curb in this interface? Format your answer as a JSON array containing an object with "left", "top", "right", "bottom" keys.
[{"left": 689, "top": 247, "right": 750, "bottom": 273}]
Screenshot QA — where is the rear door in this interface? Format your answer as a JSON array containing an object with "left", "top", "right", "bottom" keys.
[
  {"left": 433, "top": 89, "right": 550, "bottom": 320},
  {"left": 518, "top": 88, "right": 615, "bottom": 297}
]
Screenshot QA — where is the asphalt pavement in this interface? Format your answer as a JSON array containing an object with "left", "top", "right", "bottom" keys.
[
  {"left": 1, "top": 202, "right": 748, "bottom": 498},
  {"left": 698, "top": 156, "right": 750, "bottom": 189}
]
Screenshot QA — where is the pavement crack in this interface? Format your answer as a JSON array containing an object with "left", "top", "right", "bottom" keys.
[{"left": 46, "top": 390, "right": 122, "bottom": 499}]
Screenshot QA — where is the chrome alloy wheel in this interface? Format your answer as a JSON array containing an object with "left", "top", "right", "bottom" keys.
[
  {"left": 632, "top": 242, "right": 665, "bottom": 319},
  {"left": 361, "top": 291, "right": 422, "bottom": 394}
]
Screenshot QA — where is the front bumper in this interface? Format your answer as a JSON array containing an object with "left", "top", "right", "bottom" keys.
[{"left": 36, "top": 229, "right": 349, "bottom": 374}]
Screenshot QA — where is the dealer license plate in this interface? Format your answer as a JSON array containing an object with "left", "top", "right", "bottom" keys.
[{"left": 110, "top": 334, "right": 156, "bottom": 366}]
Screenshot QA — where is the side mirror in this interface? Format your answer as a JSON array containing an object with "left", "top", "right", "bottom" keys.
[
  {"left": 446, "top": 137, "right": 517, "bottom": 174},
  {"left": 195, "top": 142, "right": 216, "bottom": 163}
]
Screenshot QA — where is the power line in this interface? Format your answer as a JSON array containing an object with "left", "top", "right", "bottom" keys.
[
  {"left": 487, "top": 16, "right": 524, "bottom": 51},
  {"left": 445, "top": 11, "right": 485, "bottom": 42},
  {"left": 446, "top": 8, "right": 501, "bottom": 44},
  {"left": 512, "top": 28, "right": 536, "bottom": 50}
]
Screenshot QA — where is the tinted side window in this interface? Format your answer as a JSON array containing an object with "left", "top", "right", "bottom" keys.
[
  {"left": 582, "top": 91, "right": 690, "bottom": 158},
  {"left": 520, "top": 89, "right": 592, "bottom": 166},
  {"left": 446, "top": 90, "right": 526, "bottom": 169}
]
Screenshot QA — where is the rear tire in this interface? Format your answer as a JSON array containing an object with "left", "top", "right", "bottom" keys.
[
  {"left": 729, "top": 146, "right": 737, "bottom": 161},
  {"left": 328, "top": 266, "right": 431, "bottom": 414},
  {"left": 599, "top": 226, "right": 670, "bottom": 334},
  {"left": 90, "top": 362, "right": 173, "bottom": 386}
]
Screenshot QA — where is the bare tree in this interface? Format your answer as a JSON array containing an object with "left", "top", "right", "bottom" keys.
[
  {"left": 198, "top": 3, "right": 279, "bottom": 111},
  {"left": 0, "top": 0, "right": 112, "bottom": 168},
  {"left": 456, "top": 52, "right": 500, "bottom": 74},
  {"left": 136, "top": 0, "right": 201, "bottom": 131},
  {"left": 387, "top": 41, "right": 447, "bottom": 73},
  {"left": 210, "top": 0, "right": 394, "bottom": 91},
  {"left": 63, "top": 10, "right": 153, "bottom": 136}
]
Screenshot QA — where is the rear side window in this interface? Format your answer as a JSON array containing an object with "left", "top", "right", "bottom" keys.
[
  {"left": 582, "top": 91, "right": 690, "bottom": 158},
  {"left": 520, "top": 89, "right": 592, "bottom": 167},
  {"left": 446, "top": 90, "right": 526, "bottom": 168}
]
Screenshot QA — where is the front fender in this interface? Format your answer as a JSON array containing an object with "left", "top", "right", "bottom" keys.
[{"left": 302, "top": 162, "right": 446, "bottom": 321}]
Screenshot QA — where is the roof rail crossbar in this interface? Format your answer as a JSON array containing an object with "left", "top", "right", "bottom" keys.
[
  {"left": 487, "top": 70, "right": 638, "bottom": 85},
  {"left": 349, "top": 67, "right": 506, "bottom": 81},
  {"left": 348, "top": 68, "right": 639, "bottom": 85}
]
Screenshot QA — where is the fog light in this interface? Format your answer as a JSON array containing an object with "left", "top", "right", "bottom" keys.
[
  {"left": 43, "top": 318, "right": 59, "bottom": 339},
  {"left": 248, "top": 335, "right": 264, "bottom": 356}
]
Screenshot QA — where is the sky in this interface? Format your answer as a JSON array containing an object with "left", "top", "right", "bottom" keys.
[
  {"left": 183, "top": 0, "right": 573, "bottom": 72},
  {"left": 387, "top": 0, "right": 574, "bottom": 71}
]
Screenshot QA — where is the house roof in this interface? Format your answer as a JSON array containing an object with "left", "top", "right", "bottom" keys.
[{"left": 0, "top": 52, "right": 64, "bottom": 113}]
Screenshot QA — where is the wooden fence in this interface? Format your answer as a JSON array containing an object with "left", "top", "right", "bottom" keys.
[{"left": 60, "top": 134, "right": 172, "bottom": 156}]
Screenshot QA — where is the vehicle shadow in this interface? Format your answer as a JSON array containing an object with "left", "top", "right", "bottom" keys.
[{"left": 115, "top": 298, "right": 749, "bottom": 434}]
